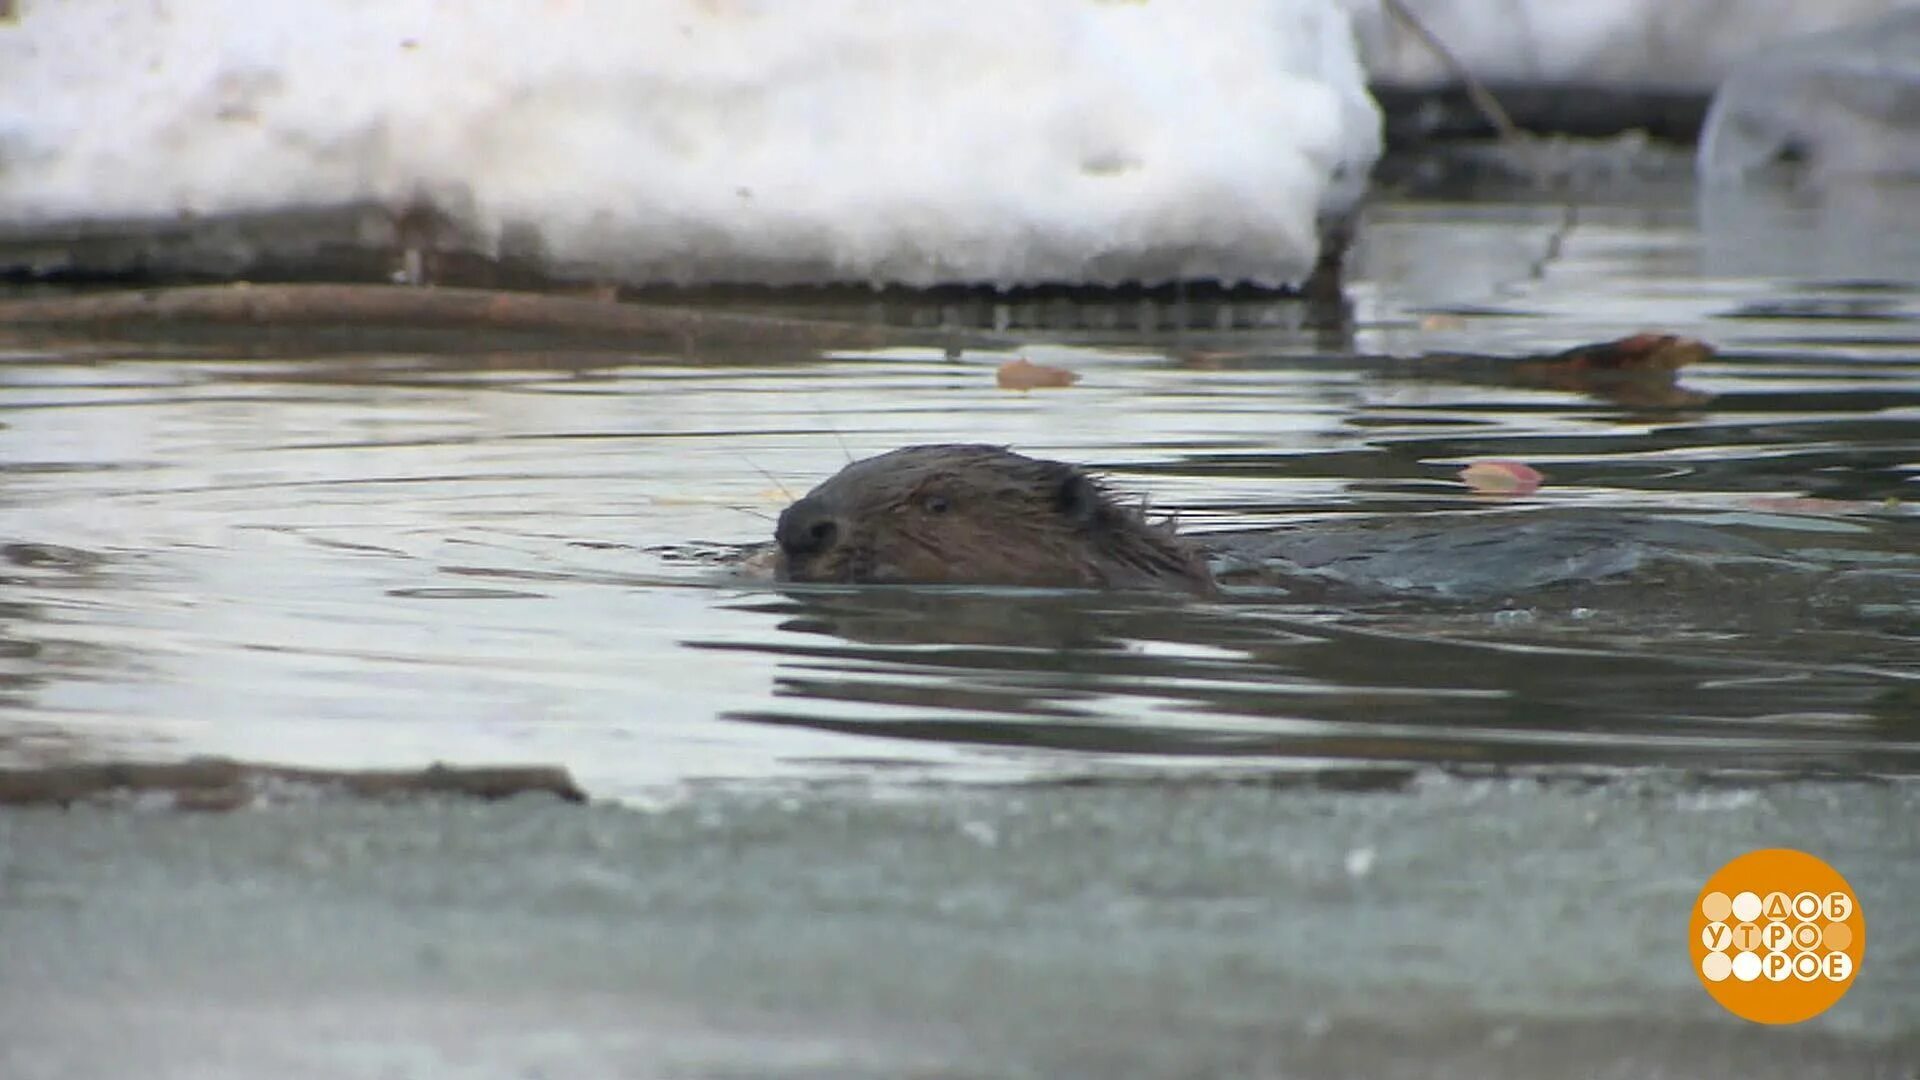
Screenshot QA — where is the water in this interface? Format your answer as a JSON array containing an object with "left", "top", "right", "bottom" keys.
[
  {"left": 3, "top": 182, "right": 1920, "bottom": 1076},
  {"left": 5, "top": 185, "right": 1917, "bottom": 793}
]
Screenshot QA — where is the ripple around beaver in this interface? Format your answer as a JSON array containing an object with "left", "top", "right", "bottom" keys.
[
  {"left": 670, "top": 441, "right": 1920, "bottom": 778},
  {"left": 1200, "top": 510, "right": 1851, "bottom": 604},
  {"left": 752, "top": 443, "right": 1915, "bottom": 622}
]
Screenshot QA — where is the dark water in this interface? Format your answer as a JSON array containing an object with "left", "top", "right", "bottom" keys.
[
  {"left": 3, "top": 184, "right": 1920, "bottom": 1077},
  {"left": 4, "top": 187, "right": 1917, "bottom": 793}
]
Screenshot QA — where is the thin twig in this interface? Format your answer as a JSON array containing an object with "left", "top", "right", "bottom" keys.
[
  {"left": 1528, "top": 201, "right": 1580, "bottom": 281},
  {"left": 1380, "top": 2, "right": 1581, "bottom": 277},
  {"left": 1380, "top": 0, "right": 1525, "bottom": 144}
]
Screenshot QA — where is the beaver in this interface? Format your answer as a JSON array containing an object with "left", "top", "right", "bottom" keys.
[
  {"left": 770, "top": 444, "right": 1798, "bottom": 602},
  {"left": 774, "top": 444, "right": 1216, "bottom": 593}
]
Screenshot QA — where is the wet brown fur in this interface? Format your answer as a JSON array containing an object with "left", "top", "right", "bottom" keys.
[{"left": 774, "top": 444, "right": 1216, "bottom": 594}]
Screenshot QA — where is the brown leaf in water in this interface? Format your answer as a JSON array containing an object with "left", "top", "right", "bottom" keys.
[
  {"left": 1459, "top": 460, "right": 1544, "bottom": 495},
  {"left": 1506, "top": 332, "right": 1717, "bottom": 406},
  {"left": 1539, "top": 333, "right": 1715, "bottom": 373},
  {"left": 997, "top": 357, "right": 1081, "bottom": 390}
]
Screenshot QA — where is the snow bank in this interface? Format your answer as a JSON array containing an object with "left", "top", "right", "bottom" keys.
[
  {"left": 0, "top": 1, "right": 1380, "bottom": 289},
  {"left": 1349, "top": 0, "right": 1904, "bottom": 91}
]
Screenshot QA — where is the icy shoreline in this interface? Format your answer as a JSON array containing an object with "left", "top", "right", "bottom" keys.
[{"left": 0, "top": 1, "right": 1378, "bottom": 289}]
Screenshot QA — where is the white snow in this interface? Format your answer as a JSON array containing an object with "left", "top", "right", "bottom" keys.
[
  {"left": 0, "top": 1, "right": 1380, "bottom": 289},
  {"left": 1348, "top": 0, "right": 1906, "bottom": 91}
]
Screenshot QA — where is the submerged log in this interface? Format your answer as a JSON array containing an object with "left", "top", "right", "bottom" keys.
[
  {"left": 0, "top": 281, "right": 962, "bottom": 353},
  {"left": 0, "top": 757, "right": 587, "bottom": 810}
]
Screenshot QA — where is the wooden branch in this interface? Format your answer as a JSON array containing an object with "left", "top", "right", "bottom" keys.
[
  {"left": 0, "top": 757, "right": 588, "bottom": 810},
  {"left": 0, "top": 282, "right": 964, "bottom": 351},
  {"left": 1380, "top": 0, "right": 1525, "bottom": 144}
]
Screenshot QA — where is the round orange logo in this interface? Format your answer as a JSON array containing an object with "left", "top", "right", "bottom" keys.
[{"left": 1691, "top": 848, "right": 1865, "bottom": 1024}]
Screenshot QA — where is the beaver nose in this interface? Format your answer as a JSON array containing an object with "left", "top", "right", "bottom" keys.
[{"left": 776, "top": 496, "right": 843, "bottom": 558}]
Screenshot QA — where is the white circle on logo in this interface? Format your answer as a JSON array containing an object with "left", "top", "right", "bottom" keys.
[
  {"left": 1701, "top": 951, "right": 1734, "bottom": 982},
  {"left": 1793, "top": 952, "right": 1822, "bottom": 982},
  {"left": 1761, "top": 921, "right": 1792, "bottom": 952},
  {"left": 1733, "top": 951, "right": 1763, "bottom": 982},
  {"left": 1732, "top": 891, "right": 1762, "bottom": 922},
  {"left": 1763, "top": 952, "right": 1795, "bottom": 982},
  {"left": 1701, "top": 921, "right": 1731, "bottom": 952},
  {"left": 1825, "top": 891, "right": 1854, "bottom": 921},
  {"left": 1793, "top": 891, "right": 1821, "bottom": 920},
  {"left": 1825, "top": 951, "right": 1854, "bottom": 982}
]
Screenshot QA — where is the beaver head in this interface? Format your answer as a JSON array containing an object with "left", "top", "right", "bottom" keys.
[{"left": 773, "top": 444, "right": 1215, "bottom": 593}]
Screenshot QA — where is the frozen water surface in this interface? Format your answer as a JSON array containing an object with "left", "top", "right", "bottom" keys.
[{"left": 3, "top": 778, "right": 1916, "bottom": 1079}]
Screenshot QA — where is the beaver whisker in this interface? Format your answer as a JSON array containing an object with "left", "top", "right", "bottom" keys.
[{"left": 735, "top": 453, "right": 795, "bottom": 502}]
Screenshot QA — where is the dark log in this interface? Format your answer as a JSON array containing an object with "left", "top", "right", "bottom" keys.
[
  {"left": 0, "top": 757, "right": 588, "bottom": 809},
  {"left": 0, "top": 281, "right": 948, "bottom": 352}
]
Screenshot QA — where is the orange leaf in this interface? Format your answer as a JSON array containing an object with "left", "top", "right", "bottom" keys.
[
  {"left": 996, "top": 357, "right": 1081, "bottom": 390},
  {"left": 1543, "top": 333, "right": 1715, "bottom": 373},
  {"left": 1459, "top": 459, "right": 1544, "bottom": 495}
]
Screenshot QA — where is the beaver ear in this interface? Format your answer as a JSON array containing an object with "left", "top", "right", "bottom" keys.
[{"left": 1052, "top": 469, "right": 1102, "bottom": 525}]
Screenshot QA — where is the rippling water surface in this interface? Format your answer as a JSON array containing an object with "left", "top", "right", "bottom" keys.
[
  {"left": 5, "top": 185, "right": 1920, "bottom": 1077},
  {"left": 7, "top": 188, "right": 1917, "bottom": 794}
]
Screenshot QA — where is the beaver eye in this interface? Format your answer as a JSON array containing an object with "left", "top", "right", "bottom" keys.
[{"left": 920, "top": 493, "right": 951, "bottom": 515}]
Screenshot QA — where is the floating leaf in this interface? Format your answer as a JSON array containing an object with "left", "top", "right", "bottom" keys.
[
  {"left": 1459, "top": 459, "right": 1544, "bottom": 495},
  {"left": 1540, "top": 333, "right": 1714, "bottom": 373},
  {"left": 997, "top": 357, "right": 1081, "bottom": 390},
  {"left": 1505, "top": 332, "right": 1717, "bottom": 406}
]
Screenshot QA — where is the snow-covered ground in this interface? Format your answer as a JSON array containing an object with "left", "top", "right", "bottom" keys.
[
  {"left": 0, "top": 1, "right": 1379, "bottom": 289},
  {"left": 1349, "top": 0, "right": 1905, "bottom": 91},
  {"left": 4, "top": 2, "right": 1908, "bottom": 290}
]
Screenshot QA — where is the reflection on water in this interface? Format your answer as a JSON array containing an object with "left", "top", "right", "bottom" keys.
[
  {"left": 712, "top": 570, "right": 1919, "bottom": 775},
  {"left": 3, "top": 187, "right": 1920, "bottom": 794}
]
